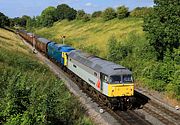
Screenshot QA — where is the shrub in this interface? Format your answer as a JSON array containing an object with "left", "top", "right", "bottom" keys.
[
  {"left": 107, "top": 36, "right": 133, "bottom": 63},
  {"left": 92, "top": 11, "right": 102, "bottom": 18},
  {"left": 130, "top": 7, "right": 153, "bottom": 18},
  {"left": 116, "top": 6, "right": 129, "bottom": 19},
  {"left": 83, "top": 14, "right": 91, "bottom": 22},
  {"left": 76, "top": 10, "right": 86, "bottom": 20},
  {"left": 102, "top": 8, "right": 117, "bottom": 21}
]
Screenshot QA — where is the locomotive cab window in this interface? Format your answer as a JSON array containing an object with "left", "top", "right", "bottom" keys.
[
  {"left": 123, "top": 75, "right": 133, "bottom": 83},
  {"left": 109, "top": 75, "right": 122, "bottom": 84}
]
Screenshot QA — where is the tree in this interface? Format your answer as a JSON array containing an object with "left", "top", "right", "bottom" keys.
[
  {"left": 56, "top": 4, "right": 77, "bottom": 21},
  {"left": 130, "top": 7, "right": 153, "bottom": 18},
  {"left": 76, "top": 10, "right": 85, "bottom": 20},
  {"left": 143, "top": 0, "right": 180, "bottom": 60},
  {"left": 12, "top": 16, "right": 30, "bottom": 27},
  {"left": 102, "top": 8, "right": 116, "bottom": 21},
  {"left": 0, "top": 12, "right": 9, "bottom": 27},
  {"left": 92, "top": 11, "right": 102, "bottom": 18},
  {"left": 20, "top": 15, "right": 31, "bottom": 27},
  {"left": 82, "top": 14, "right": 91, "bottom": 22},
  {"left": 116, "top": 6, "right": 129, "bottom": 19},
  {"left": 40, "top": 6, "right": 57, "bottom": 27}
]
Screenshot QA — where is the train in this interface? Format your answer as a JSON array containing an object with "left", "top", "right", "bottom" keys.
[{"left": 17, "top": 30, "right": 135, "bottom": 110}]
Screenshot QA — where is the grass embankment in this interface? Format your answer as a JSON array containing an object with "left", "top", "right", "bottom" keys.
[
  {"left": 35, "top": 17, "right": 180, "bottom": 104},
  {"left": 35, "top": 17, "right": 143, "bottom": 57},
  {"left": 0, "top": 28, "right": 93, "bottom": 125}
]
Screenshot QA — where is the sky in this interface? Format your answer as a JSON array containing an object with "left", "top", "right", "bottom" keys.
[{"left": 0, "top": 0, "right": 154, "bottom": 18}]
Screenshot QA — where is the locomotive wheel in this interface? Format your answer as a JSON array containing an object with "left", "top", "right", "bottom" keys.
[
  {"left": 126, "top": 102, "right": 132, "bottom": 110},
  {"left": 108, "top": 102, "right": 114, "bottom": 110}
]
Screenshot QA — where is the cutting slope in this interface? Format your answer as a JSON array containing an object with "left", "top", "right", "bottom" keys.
[{"left": 36, "top": 17, "right": 144, "bottom": 57}]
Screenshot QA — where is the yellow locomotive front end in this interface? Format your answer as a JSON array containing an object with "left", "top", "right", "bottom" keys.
[
  {"left": 107, "top": 75, "right": 134, "bottom": 97},
  {"left": 108, "top": 84, "right": 134, "bottom": 97}
]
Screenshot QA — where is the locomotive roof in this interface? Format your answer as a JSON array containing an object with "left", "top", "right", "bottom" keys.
[
  {"left": 68, "top": 50, "right": 132, "bottom": 76},
  {"left": 37, "top": 37, "right": 51, "bottom": 44}
]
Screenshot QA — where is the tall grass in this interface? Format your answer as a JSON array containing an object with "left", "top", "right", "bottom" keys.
[
  {"left": 35, "top": 17, "right": 143, "bottom": 57},
  {"left": 0, "top": 28, "right": 94, "bottom": 125}
]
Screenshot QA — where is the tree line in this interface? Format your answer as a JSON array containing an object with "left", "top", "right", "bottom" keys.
[
  {"left": 0, "top": 2, "right": 179, "bottom": 62},
  {"left": 0, "top": 4, "right": 153, "bottom": 29}
]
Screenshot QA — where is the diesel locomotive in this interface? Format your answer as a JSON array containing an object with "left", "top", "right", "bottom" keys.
[{"left": 18, "top": 30, "right": 135, "bottom": 110}]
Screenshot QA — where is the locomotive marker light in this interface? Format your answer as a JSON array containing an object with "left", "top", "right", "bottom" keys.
[
  {"left": 61, "top": 35, "right": 66, "bottom": 44},
  {"left": 99, "top": 108, "right": 104, "bottom": 114}
]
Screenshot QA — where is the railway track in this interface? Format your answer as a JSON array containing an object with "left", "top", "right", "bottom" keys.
[
  {"left": 135, "top": 90, "right": 180, "bottom": 125},
  {"left": 64, "top": 65, "right": 152, "bottom": 125},
  {"left": 142, "top": 101, "right": 180, "bottom": 125}
]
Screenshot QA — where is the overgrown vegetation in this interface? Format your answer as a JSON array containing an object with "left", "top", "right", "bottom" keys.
[
  {"left": 35, "top": 17, "right": 143, "bottom": 57},
  {"left": 0, "top": 12, "right": 10, "bottom": 27},
  {"left": 144, "top": 0, "right": 180, "bottom": 60},
  {"left": 107, "top": 34, "right": 180, "bottom": 100},
  {"left": 0, "top": 28, "right": 93, "bottom": 125}
]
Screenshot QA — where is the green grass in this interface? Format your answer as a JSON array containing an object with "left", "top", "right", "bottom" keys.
[
  {"left": 0, "top": 28, "right": 94, "bottom": 125},
  {"left": 35, "top": 17, "right": 143, "bottom": 57}
]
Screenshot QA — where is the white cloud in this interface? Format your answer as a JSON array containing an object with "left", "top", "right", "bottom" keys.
[
  {"left": 85, "top": 2, "right": 98, "bottom": 8},
  {"left": 85, "top": 2, "right": 92, "bottom": 6}
]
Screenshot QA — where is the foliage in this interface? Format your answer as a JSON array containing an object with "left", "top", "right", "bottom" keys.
[
  {"left": 26, "top": 16, "right": 37, "bottom": 30},
  {"left": 107, "top": 33, "right": 180, "bottom": 99},
  {"left": 76, "top": 10, "right": 86, "bottom": 20},
  {"left": 40, "top": 6, "right": 58, "bottom": 27},
  {"left": 0, "top": 12, "right": 9, "bottom": 27},
  {"left": 107, "top": 35, "right": 133, "bottom": 63},
  {"left": 79, "top": 44, "right": 100, "bottom": 56},
  {"left": 92, "top": 11, "right": 102, "bottom": 18},
  {"left": 116, "top": 6, "right": 129, "bottom": 19},
  {"left": 102, "top": 8, "right": 117, "bottom": 21},
  {"left": 83, "top": 14, "right": 91, "bottom": 22},
  {"left": 130, "top": 7, "right": 153, "bottom": 18},
  {"left": 0, "top": 28, "right": 93, "bottom": 125},
  {"left": 56, "top": 4, "right": 77, "bottom": 21},
  {"left": 143, "top": 0, "right": 180, "bottom": 60},
  {"left": 12, "top": 15, "right": 31, "bottom": 27}
]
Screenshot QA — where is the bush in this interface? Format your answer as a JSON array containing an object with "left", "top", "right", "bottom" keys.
[
  {"left": 92, "top": 11, "right": 102, "bottom": 18},
  {"left": 76, "top": 10, "right": 86, "bottom": 20},
  {"left": 130, "top": 7, "right": 153, "bottom": 18},
  {"left": 102, "top": 8, "right": 117, "bottom": 21},
  {"left": 83, "top": 14, "right": 91, "bottom": 22},
  {"left": 107, "top": 36, "right": 133, "bottom": 63},
  {"left": 116, "top": 6, "right": 129, "bottom": 19}
]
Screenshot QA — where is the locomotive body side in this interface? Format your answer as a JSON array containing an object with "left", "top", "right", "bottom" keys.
[{"left": 67, "top": 50, "right": 134, "bottom": 98}]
